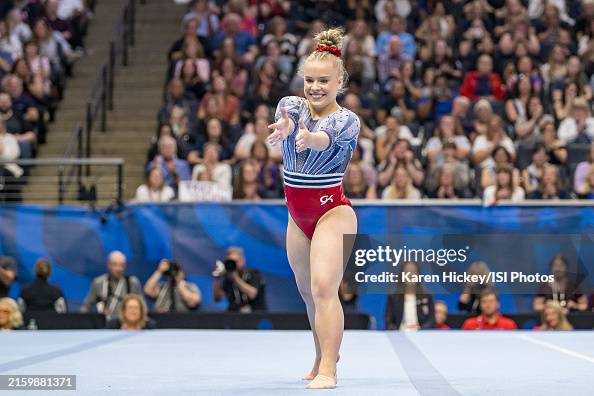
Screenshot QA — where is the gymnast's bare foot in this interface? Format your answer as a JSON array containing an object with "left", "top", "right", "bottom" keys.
[{"left": 302, "top": 354, "right": 339, "bottom": 381}]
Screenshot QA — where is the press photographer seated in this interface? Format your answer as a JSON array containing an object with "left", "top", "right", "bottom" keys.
[
  {"left": 143, "top": 260, "right": 201, "bottom": 313},
  {"left": 212, "top": 246, "right": 267, "bottom": 313}
]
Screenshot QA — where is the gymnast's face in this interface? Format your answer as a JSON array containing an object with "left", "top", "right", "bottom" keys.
[{"left": 303, "top": 59, "right": 341, "bottom": 111}]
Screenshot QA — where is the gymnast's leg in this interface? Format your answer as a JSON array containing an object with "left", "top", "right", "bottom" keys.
[
  {"left": 286, "top": 214, "right": 323, "bottom": 380},
  {"left": 307, "top": 205, "right": 357, "bottom": 389}
]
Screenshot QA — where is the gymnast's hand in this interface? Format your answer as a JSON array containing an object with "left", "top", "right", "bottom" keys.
[
  {"left": 267, "top": 107, "right": 293, "bottom": 145},
  {"left": 295, "top": 118, "right": 312, "bottom": 153}
]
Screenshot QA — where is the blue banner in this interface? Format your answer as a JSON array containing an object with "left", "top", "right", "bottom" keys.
[{"left": 1, "top": 203, "right": 593, "bottom": 329}]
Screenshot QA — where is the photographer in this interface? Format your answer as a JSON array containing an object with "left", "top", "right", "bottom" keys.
[
  {"left": 81, "top": 251, "right": 142, "bottom": 320},
  {"left": 143, "top": 260, "right": 201, "bottom": 313},
  {"left": 213, "top": 246, "right": 267, "bottom": 313}
]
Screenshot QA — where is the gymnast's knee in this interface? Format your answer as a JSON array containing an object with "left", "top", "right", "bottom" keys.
[{"left": 311, "top": 278, "right": 339, "bottom": 302}]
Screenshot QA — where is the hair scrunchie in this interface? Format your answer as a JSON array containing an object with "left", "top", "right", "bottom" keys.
[{"left": 315, "top": 45, "right": 341, "bottom": 57}]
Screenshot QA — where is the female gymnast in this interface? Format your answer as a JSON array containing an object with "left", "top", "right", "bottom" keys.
[{"left": 267, "top": 28, "right": 360, "bottom": 389}]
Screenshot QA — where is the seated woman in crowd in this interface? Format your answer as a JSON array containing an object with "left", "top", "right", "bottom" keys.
[
  {"left": 533, "top": 300, "right": 573, "bottom": 331},
  {"left": 521, "top": 144, "right": 549, "bottom": 196},
  {"left": 343, "top": 162, "right": 377, "bottom": 199},
  {"left": 382, "top": 165, "right": 422, "bottom": 199},
  {"left": 233, "top": 159, "right": 261, "bottom": 200},
  {"left": 134, "top": 167, "right": 175, "bottom": 203},
  {"left": 527, "top": 164, "right": 570, "bottom": 199},
  {"left": 576, "top": 164, "right": 594, "bottom": 199},
  {"left": 105, "top": 294, "right": 156, "bottom": 330},
  {"left": 483, "top": 164, "right": 525, "bottom": 206},
  {"left": 0, "top": 297, "right": 24, "bottom": 331},
  {"left": 574, "top": 142, "right": 594, "bottom": 193},
  {"left": 385, "top": 261, "right": 435, "bottom": 331},
  {"left": 249, "top": 140, "right": 282, "bottom": 199}
]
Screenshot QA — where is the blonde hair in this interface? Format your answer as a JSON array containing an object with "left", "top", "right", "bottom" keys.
[
  {"left": 0, "top": 297, "right": 23, "bottom": 330},
  {"left": 540, "top": 300, "right": 573, "bottom": 330},
  {"left": 579, "top": 164, "right": 594, "bottom": 195},
  {"left": 118, "top": 294, "right": 148, "bottom": 329},
  {"left": 299, "top": 28, "right": 348, "bottom": 94}
]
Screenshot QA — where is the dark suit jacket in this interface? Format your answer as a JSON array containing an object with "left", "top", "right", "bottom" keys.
[{"left": 385, "top": 293, "right": 436, "bottom": 330}]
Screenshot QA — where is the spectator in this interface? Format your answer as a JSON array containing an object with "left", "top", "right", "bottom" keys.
[
  {"left": 462, "top": 290, "right": 517, "bottom": 330},
  {"left": 0, "top": 92, "right": 36, "bottom": 159},
  {"left": 426, "top": 115, "right": 471, "bottom": 165},
  {"left": 213, "top": 246, "right": 267, "bottom": 312},
  {"left": 192, "top": 142, "right": 232, "bottom": 189},
  {"left": 105, "top": 294, "right": 156, "bottom": 330},
  {"left": 133, "top": 167, "right": 175, "bottom": 203},
  {"left": 432, "top": 162, "right": 472, "bottom": 199},
  {"left": 480, "top": 145, "right": 519, "bottom": 192},
  {"left": 533, "top": 255, "right": 588, "bottom": 312},
  {"left": 471, "top": 98, "right": 495, "bottom": 138},
  {"left": 212, "top": 13, "right": 258, "bottom": 64},
  {"left": 0, "top": 297, "right": 24, "bottom": 331},
  {"left": 521, "top": 144, "right": 550, "bottom": 195},
  {"left": 147, "top": 135, "right": 191, "bottom": 191},
  {"left": 81, "top": 251, "right": 142, "bottom": 320},
  {"left": 527, "top": 164, "right": 570, "bottom": 199},
  {"left": 460, "top": 54, "right": 506, "bottom": 101},
  {"left": 158, "top": 78, "right": 198, "bottom": 127},
  {"left": 181, "top": 0, "right": 220, "bottom": 40},
  {"left": 343, "top": 161, "right": 376, "bottom": 199},
  {"left": 377, "top": 138, "right": 424, "bottom": 190},
  {"left": 18, "top": 258, "right": 66, "bottom": 312},
  {"left": 377, "top": 35, "right": 412, "bottom": 85},
  {"left": 506, "top": 77, "right": 544, "bottom": 145},
  {"left": 234, "top": 117, "right": 281, "bottom": 162},
  {"left": 483, "top": 164, "right": 525, "bottom": 205},
  {"left": 540, "top": 116, "right": 568, "bottom": 167},
  {"left": 198, "top": 74, "right": 240, "bottom": 125},
  {"left": 533, "top": 300, "right": 573, "bottom": 331},
  {"left": 458, "top": 261, "right": 494, "bottom": 315},
  {"left": 573, "top": 142, "right": 594, "bottom": 193},
  {"left": 382, "top": 165, "right": 422, "bottom": 199},
  {"left": 557, "top": 97, "right": 594, "bottom": 144},
  {"left": 233, "top": 159, "right": 261, "bottom": 200},
  {"left": 576, "top": 164, "right": 594, "bottom": 199},
  {"left": 196, "top": 117, "right": 235, "bottom": 161},
  {"left": 0, "top": 119, "right": 23, "bottom": 202},
  {"left": 434, "top": 300, "right": 450, "bottom": 330},
  {"left": 144, "top": 260, "right": 201, "bottom": 313},
  {"left": 260, "top": 16, "right": 298, "bottom": 64},
  {"left": 376, "top": 15, "right": 415, "bottom": 59},
  {"left": 0, "top": 255, "right": 17, "bottom": 298},
  {"left": 249, "top": 140, "right": 282, "bottom": 199},
  {"left": 385, "top": 261, "right": 435, "bottom": 330},
  {"left": 375, "top": 116, "right": 414, "bottom": 163},
  {"left": 472, "top": 115, "right": 516, "bottom": 169}
]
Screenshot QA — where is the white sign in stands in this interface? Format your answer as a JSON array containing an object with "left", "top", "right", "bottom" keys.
[{"left": 178, "top": 181, "right": 233, "bottom": 202}]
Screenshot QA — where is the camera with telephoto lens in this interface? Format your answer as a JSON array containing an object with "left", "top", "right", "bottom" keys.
[
  {"left": 224, "top": 259, "right": 237, "bottom": 272},
  {"left": 164, "top": 260, "right": 180, "bottom": 277}
]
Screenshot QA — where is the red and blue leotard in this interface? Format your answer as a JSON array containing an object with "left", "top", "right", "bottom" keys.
[{"left": 275, "top": 96, "right": 361, "bottom": 240}]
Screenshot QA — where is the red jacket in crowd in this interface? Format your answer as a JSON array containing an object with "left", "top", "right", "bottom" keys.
[
  {"left": 459, "top": 72, "right": 506, "bottom": 100},
  {"left": 462, "top": 313, "right": 518, "bottom": 330}
]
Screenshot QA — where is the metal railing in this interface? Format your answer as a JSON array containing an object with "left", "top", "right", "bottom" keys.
[
  {"left": 84, "top": 0, "right": 140, "bottom": 158},
  {"left": 0, "top": 158, "right": 125, "bottom": 205}
]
